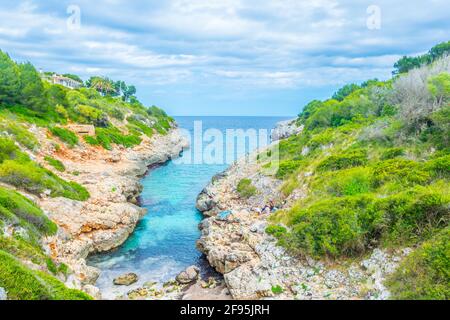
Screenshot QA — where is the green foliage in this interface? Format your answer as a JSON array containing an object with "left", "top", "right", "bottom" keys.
[
  {"left": 380, "top": 147, "right": 404, "bottom": 160},
  {"left": 49, "top": 127, "right": 79, "bottom": 147},
  {"left": 371, "top": 159, "right": 431, "bottom": 187},
  {"left": 44, "top": 156, "right": 65, "bottom": 172},
  {"left": 271, "top": 285, "right": 284, "bottom": 294},
  {"left": 386, "top": 228, "right": 450, "bottom": 300},
  {"left": 427, "top": 72, "right": 450, "bottom": 107},
  {"left": 0, "top": 160, "right": 89, "bottom": 201},
  {"left": 0, "top": 186, "right": 57, "bottom": 237},
  {"left": 95, "top": 126, "right": 142, "bottom": 150},
  {"left": 0, "top": 250, "right": 91, "bottom": 300},
  {"left": 266, "top": 225, "right": 287, "bottom": 238},
  {"left": 317, "top": 149, "right": 368, "bottom": 172},
  {"left": 0, "top": 51, "right": 20, "bottom": 105},
  {"left": 276, "top": 185, "right": 449, "bottom": 257},
  {"left": 393, "top": 41, "right": 450, "bottom": 74},
  {"left": 276, "top": 160, "right": 304, "bottom": 179},
  {"left": 236, "top": 178, "right": 257, "bottom": 198},
  {"left": 332, "top": 83, "right": 361, "bottom": 101}
]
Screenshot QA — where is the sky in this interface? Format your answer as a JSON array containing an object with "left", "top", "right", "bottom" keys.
[{"left": 0, "top": 1, "right": 449, "bottom": 116}]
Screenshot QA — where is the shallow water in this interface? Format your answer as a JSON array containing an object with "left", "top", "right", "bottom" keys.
[{"left": 87, "top": 116, "right": 289, "bottom": 299}]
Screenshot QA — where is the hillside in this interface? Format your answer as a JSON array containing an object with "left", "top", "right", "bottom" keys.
[
  {"left": 0, "top": 50, "right": 182, "bottom": 300},
  {"left": 196, "top": 42, "right": 449, "bottom": 300}
]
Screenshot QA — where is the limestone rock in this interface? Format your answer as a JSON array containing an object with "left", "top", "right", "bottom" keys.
[
  {"left": 176, "top": 266, "right": 200, "bottom": 284},
  {"left": 114, "top": 273, "right": 139, "bottom": 286}
]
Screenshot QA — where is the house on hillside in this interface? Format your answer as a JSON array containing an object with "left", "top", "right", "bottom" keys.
[
  {"left": 50, "top": 74, "right": 82, "bottom": 89},
  {"left": 40, "top": 70, "right": 83, "bottom": 89}
]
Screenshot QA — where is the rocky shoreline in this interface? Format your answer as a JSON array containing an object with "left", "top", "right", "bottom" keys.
[
  {"left": 26, "top": 127, "right": 189, "bottom": 298},
  {"left": 194, "top": 121, "right": 412, "bottom": 300}
]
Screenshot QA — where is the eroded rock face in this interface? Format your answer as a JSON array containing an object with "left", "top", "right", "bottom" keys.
[
  {"left": 195, "top": 138, "right": 411, "bottom": 300},
  {"left": 176, "top": 266, "right": 200, "bottom": 284},
  {"left": 114, "top": 273, "right": 139, "bottom": 286},
  {"left": 271, "top": 119, "right": 304, "bottom": 141},
  {"left": 30, "top": 128, "right": 189, "bottom": 297}
]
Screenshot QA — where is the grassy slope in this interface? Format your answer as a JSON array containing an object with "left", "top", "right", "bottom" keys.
[
  {"left": 263, "top": 54, "right": 450, "bottom": 299},
  {"left": 0, "top": 50, "right": 175, "bottom": 299}
]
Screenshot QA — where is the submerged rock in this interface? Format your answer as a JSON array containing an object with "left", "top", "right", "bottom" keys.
[
  {"left": 176, "top": 266, "right": 200, "bottom": 284},
  {"left": 113, "top": 273, "right": 139, "bottom": 286}
]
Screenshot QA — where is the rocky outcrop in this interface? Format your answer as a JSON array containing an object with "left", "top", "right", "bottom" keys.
[
  {"left": 175, "top": 266, "right": 200, "bottom": 284},
  {"left": 271, "top": 119, "right": 303, "bottom": 141},
  {"left": 26, "top": 127, "right": 189, "bottom": 297},
  {"left": 114, "top": 273, "right": 139, "bottom": 286},
  {"left": 196, "top": 138, "right": 411, "bottom": 300}
]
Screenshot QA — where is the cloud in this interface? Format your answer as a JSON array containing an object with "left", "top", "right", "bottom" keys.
[{"left": 0, "top": 0, "right": 449, "bottom": 115}]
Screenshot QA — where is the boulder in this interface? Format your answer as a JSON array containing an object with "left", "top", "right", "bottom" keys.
[
  {"left": 176, "top": 266, "right": 200, "bottom": 284},
  {"left": 113, "top": 273, "right": 139, "bottom": 286}
]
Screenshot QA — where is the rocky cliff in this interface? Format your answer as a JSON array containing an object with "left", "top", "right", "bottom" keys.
[
  {"left": 195, "top": 135, "right": 411, "bottom": 300},
  {"left": 29, "top": 127, "right": 188, "bottom": 298}
]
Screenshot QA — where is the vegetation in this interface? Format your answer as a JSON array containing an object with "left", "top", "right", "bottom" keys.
[
  {"left": 260, "top": 42, "right": 450, "bottom": 299},
  {"left": 386, "top": 228, "right": 450, "bottom": 300},
  {"left": 44, "top": 156, "right": 65, "bottom": 172},
  {"left": 0, "top": 48, "right": 178, "bottom": 300},
  {"left": 237, "top": 178, "right": 257, "bottom": 198}
]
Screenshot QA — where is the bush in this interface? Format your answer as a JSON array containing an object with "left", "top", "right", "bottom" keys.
[
  {"left": 380, "top": 147, "right": 405, "bottom": 160},
  {"left": 0, "top": 250, "right": 91, "bottom": 300},
  {"left": 317, "top": 149, "right": 368, "bottom": 172},
  {"left": 236, "top": 178, "right": 257, "bottom": 199},
  {"left": 83, "top": 135, "right": 100, "bottom": 146},
  {"left": 278, "top": 185, "right": 449, "bottom": 257},
  {"left": 371, "top": 159, "right": 431, "bottom": 187},
  {"left": 276, "top": 160, "right": 304, "bottom": 179},
  {"left": 266, "top": 225, "right": 287, "bottom": 238},
  {"left": 0, "top": 186, "right": 57, "bottom": 237},
  {"left": 0, "top": 121, "right": 39, "bottom": 150},
  {"left": 386, "top": 228, "right": 450, "bottom": 300},
  {"left": 0, "top": 160, "right": 89, "bottom": 201},
  {"left": 49, "top": 127, "right": 78, "bottom": 147},
  {"left": 95, "top": 126, "right": 142, "bottom": 150},
  {"left": 44, "top": 156, "right": 65, "bottom": 172},
  {"left": 318, "top": 167, "right": 372, "bottom": 197},
  {"left": 0, "top": 137, "right": 30, "bottom": 164}
]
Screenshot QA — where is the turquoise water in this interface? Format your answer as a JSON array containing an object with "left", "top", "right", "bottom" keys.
[{"left": 87, "top": 116, "right": 288, "bottom": 298}]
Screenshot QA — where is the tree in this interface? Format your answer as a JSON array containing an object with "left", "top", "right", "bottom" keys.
[
  {"left": 332, "top": 83, "right": 360, "bottom": 101},
  {"left": 88, "top": 76, "right": 116, "bottom": 96},
  {"left": 18, "top": 62, "right": 47, "bottom": 111},
  {"left": 0, "top": 51, "right": 20, "bottom": 105},
  {"left": 428, "top": 72, "right": 450, "bottom": 109}
]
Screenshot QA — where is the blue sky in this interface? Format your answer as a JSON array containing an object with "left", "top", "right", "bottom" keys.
[{"left": 0, "top": 1, "right": 449, "bottom": 116}]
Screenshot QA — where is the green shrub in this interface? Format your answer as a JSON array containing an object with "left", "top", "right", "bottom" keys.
[
  {"left": 278, "top": 185, "right": 449, "bottom": 257},
  {"left": 386, "top": 228, "right": 450, "bottom": 300},
  {"left": 276, "top": 160, "right": 304, "bottom": 179},
  {"left": 0, "top": 250, "right": 91, "bottom": 300},
  {"left": 380, "top": 147, "right": 405, "bottom": 160},
  {"left": 0, "top": 186, "right": 57, "bottom": 236},
  {"left": 0, "top": 137, "right": 30, "bottom": 163},
  {"left": 271, "top": 285, "right": 284, "bottom": 294},
  {"left": 317, "top": 149, "right": 367, "bottom": 172},
  {"left": 266, "top": 225, "right": 287, "bottom": 238},
  {"left": 83, "top": 135, "right": 100, "bottom": 146},
  {"left": 44, "top": 156, "right": 65, "bottom": 172},
  {"left": 95, "top": 126, "right": 142, "bottom": 150},
  {"left": 427, "top": 155, "right": 450, "bottom": 178},
  {"left": 372, "top": 159, "right": 431, "bottom": 187},
  {"left": 0, "top": 160, "right": 89, "bottom": 201},
  {"left": 0, "top": 121, "right": 39, "bottom": 150},
  {"left": 49, "top": 127, "right": 78, "bottom": 147},
  {"left": 236, "top": 178, "right": 257, "bottom": 199},
  {"left": 318, "top": 167, "right": 372, "bottom": 197}
]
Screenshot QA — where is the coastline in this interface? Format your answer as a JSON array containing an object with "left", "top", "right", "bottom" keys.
[
  {"left": 32, "top": 127, "right": 189, "bottom": 298},
  {"left": 195, "top": 121, "right": 411, "bottom": 300}
]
